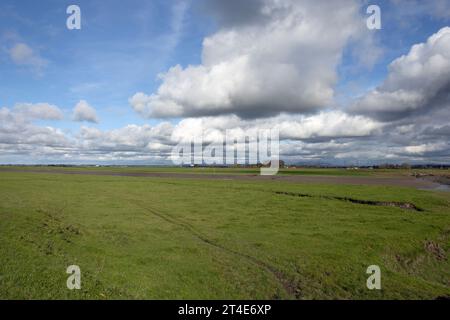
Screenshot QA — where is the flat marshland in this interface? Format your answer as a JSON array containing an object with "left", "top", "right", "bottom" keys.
[{"left": 0, "top": 167, "right": 449, "bottom": 299}]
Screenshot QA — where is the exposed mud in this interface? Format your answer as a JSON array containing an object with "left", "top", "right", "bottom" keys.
[
  {"left": 412, "top": 173, "right": 450, "bottom": 191},
  {"left": 275, "top": 191, "right": 424, "bottom": 212}
]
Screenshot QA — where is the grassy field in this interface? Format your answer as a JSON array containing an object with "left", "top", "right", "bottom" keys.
[{"left": 0, "top": 168, "right": 449, "bottom": 299}]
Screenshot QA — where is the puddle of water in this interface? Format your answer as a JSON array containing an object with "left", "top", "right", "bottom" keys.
[
  {"left": 433, "top": 184, "right": 450, "bottom": 191},
  {"left": 421, "top": 184, "right": 450, "bottom": 192}
]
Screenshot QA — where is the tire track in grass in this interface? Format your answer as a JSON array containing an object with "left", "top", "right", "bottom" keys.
[{"left": 129, "top": 200, "right": 299, "bottom": 299}]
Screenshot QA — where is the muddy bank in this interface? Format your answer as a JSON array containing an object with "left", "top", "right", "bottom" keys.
[{"left": 411, "top": 173, "right": 450, "bottom": 191}]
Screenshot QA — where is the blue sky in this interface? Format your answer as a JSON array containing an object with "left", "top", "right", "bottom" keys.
[
  {"left": 1, "top": 0, "right": 450, "bottom": 164},
  {"left": 338, "top": 0, "right": 450, "bottom": 98},
  {"left": 1, "top": 0, "right": 212, "bottom": 130}
]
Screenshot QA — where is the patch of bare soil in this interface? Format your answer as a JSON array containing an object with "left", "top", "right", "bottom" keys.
[
  {"left": 412, "top": 172, "right": 450, "bottom": 190},
  {"left": 424, "top": 241, "right": 447, "bottom": 261},
  {"left": 391, "top": 233, "right": 449, "bottom": 282}
]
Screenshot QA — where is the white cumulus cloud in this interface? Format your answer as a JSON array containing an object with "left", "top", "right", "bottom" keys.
[
  {"left": 352, "top": 27, "right": 450, "bottom": 121},
  {"left": 130, "top": 0, "right": 372, "bottom": 119},
  {"left": 12, "top": 103, "right": 64, "bottom": 120},
  {"left": 72, "top": 100, "right": 99, "bottom": 123}
]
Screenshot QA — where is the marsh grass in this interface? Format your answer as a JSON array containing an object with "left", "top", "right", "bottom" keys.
[{"left": 0, "top": 171, "right": 449, "bottom": 299}]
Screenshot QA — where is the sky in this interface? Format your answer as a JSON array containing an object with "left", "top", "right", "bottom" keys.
[{"left": 1, "top": 0, "right": 450, "bottom": 165}]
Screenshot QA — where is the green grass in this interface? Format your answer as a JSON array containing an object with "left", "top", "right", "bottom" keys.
[{"left": 0, "top": 170, "right": 449, "bottom": 299}]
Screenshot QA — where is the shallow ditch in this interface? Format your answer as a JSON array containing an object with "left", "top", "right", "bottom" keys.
[{"left": 275, "top": 191, "right": 424, "bottom": 212}]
